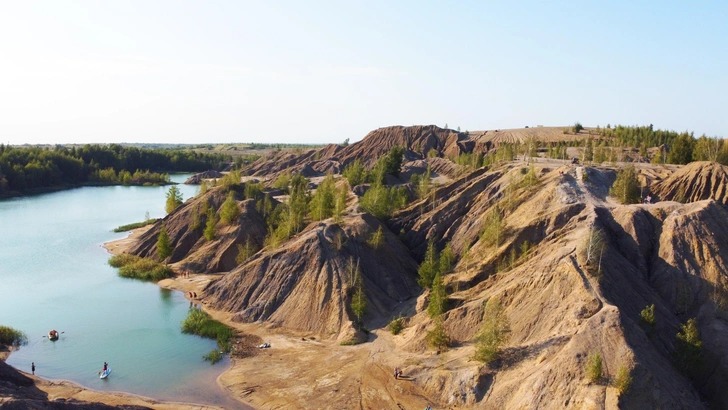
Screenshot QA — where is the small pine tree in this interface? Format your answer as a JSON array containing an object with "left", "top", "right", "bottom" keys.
[
  {"left": 474, "top": 297, "right": 510, "bottom": 364},
  {"left": 613, "top": 365, "right": 633, "bottom": 396},
  {"left": 156, "top": 225, "right": 172, "bottom": 263},
  {"left": 388, "top": 316, "right": 405, "bottom": 335},
  {"left": 220, "top": 192, "right": 241, "bottom": 224},
  {"left": 418, "top": 239, "right": 439, "bottom": 289},
  {"left": 674, "top": 318, "right": 702, "bottom": 373},
  {"left": 165, "top": 186, "right": 183, "bottom": 214},
  {"left": 439, "top": 242, "right": 454, "bottom": 274},
  {"left": 204, "top": 208, "right": 217, "bottom": 241},
  {"left": 427, "top": 272, "right": 448, "bottom": 318},
  {"left": 610, "top": 166, "right": 641, "bottom": 204},
  {"left": 426, "top": 316, "right": 450, "bottom": 350},
  {"left": 367, "top": 226, "right": 385, "bottom": 249},
  {"left": 235, "top": 238, "right": 258, "bottom": 265},
  {"left": 350, "top": 267, "right": 367, "bottom": 326}
]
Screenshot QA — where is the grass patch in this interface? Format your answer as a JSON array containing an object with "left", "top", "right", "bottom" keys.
[
  {"left": 108, "top": 254, "right": 173, "bottom": 281},
  {"left": 113, "top": 219, "right": 159, "bottom": 232},
  {"left": 585, "top": 352, "right": 603, "bottom": 383},
  {"left": 0, "top": 325, "right": 28, "bottom": 347},
  {"left": 181, "top": 308, "right": 234, "bottom": 364}
]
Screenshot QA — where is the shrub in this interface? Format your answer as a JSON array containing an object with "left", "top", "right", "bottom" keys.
[
  {"left": 613, "top": 365, "right": 633, "bottom": 396},
  {"left": 203, "top": 349, "right": 223, "bottom": 364},
  {"left": 388, "top": 316, "right": 404, "bottom": 335},
  {"left": 586, "top": 352, "right": 603, "bottom": 383},
  {"left": 108, "top": 254, "right": 173, "bottom": 281},
  {"left": 573, "top": 122, "right": 584, "bottom": 134},
  {"left": 640, "top": 304, "right": 656, "bottom": 327},
  {"left": 0, "top": 325, "right": 28, "bottom": 347},
  {"left": 235, "top": 238, "right": 258, "bottom": 265}
]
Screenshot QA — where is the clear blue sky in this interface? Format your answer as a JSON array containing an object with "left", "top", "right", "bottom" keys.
[{"left": 1, "top": 1, "right": 726, "bottom": 145}]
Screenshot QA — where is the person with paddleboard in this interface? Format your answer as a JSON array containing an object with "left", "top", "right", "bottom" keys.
[{"left": 103, "top": 362, "right": 108, "bottom": 372}]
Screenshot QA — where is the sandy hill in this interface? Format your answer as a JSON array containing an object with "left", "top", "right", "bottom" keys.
[
  {"left": 241, "top": 125, "right": 588, "bottom": 182},
  {"left": 652, "top": 160, "right": 728, "bottom": 204},
  {"left": 114, "top": 124, "right": 728, "bottom": 409}
]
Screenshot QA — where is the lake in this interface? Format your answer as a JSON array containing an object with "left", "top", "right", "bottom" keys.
[{"left": 0, "top": 175, "right": 244, "bottom": 408}]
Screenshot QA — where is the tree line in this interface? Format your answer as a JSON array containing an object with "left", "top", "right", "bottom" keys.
[{"left": 0, "top": 144, "right": 231, "bottom": 193}]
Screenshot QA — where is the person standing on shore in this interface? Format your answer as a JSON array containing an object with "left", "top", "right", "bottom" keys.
[{"left": 31, "top": 362, "right": 35, "bottom": 375}]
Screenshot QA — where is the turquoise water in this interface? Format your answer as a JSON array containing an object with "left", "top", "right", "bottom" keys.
[{"left": 0, "top": 176, "right": 244, "bottom": 409}]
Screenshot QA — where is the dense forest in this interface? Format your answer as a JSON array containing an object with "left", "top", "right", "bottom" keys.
[{"left": 0, "top": 144, "right": 232, "bottom": 194}]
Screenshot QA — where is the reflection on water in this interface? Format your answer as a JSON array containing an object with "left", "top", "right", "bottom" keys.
[{"left": 0, "top": 176, "right": 245, "bottom": 408}]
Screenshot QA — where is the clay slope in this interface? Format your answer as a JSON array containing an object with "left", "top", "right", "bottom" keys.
[
  {"left": 127, "top": 185, "right": 268, "bottom": 273},
  {"left": 652, "top": 161, "right": 728, "bottom": 204},
  {"left": 203, "top": 213, "right": 420, "bottom": 341},
  {"left": 386, "top": 162, "right": 721, "bottom": 408}
]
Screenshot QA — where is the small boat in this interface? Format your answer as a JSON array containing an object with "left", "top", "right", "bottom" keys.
[
  {"left": 100, "top": 367, "right": 112, "bottom": 379},
  {"left": 48, "top": 330, "right": 59, "bottom": 341}
]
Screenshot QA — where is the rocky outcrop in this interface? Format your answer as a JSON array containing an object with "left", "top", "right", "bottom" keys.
[{"left": 184, "top": 170, "right": 224, "bottom": 185}]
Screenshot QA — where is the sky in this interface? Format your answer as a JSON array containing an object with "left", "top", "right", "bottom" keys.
[{"left": 1, "top": 0, "right": 726, "bottom": 145}]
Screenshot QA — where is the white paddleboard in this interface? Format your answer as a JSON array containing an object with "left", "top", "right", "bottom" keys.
[{"left": 100, "top": 368, "right": 111, "bottom": 379}]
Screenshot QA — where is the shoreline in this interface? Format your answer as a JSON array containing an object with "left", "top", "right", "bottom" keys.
[
  {"left": 1, "top": 227, "right": 237, "bottom": 410},
  {"left": 101, "top": 228, "right": 435, "bottom": 410}
]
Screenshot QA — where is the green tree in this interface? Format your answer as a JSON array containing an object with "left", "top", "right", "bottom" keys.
[
  {"left": 439, "top": 242, "right": 454, "bottom": 274},
  {"left": 235, "top": 238, "right": 258, "bottom": 264},
  {"left": 156, "top": 224, "right": 173, "bottom": 263},
  {"left": 384, "top": 146, "right": 404, "bottom": 176},
  {"left": 693, "top": 135, "right": 722, "bottom": 162},
  {"left": 165, "top": 185, "right": 183, "bottom": 214},
  {"left": 204, "top": 208, "right": 217, "bottom": 241},
  {"left": 427, "top": 271, "right": 448, "bottom": 318},
  {"left": 333, "top": 185, "right": 348, "bottom": 222},
  {"left": 480, "top": 206, "right": 504, "bottom": 248},
  {"left": 674, "top": 318, "right": 702, "bottom": 373},
  {"left": 350, "top": 267, "right": 367, "bottom": 326},
  {"left": 219, "top": 192, "right": 241, "bottom": 224},
  {"left": 342, "top": 159, "right": 366, "bottom": 187},
  {"left": 418, "top": 239, "right": 440, "bottom": 289},
  {"left": 426, "top": 316, "right": 450, "bottom": 350},
  {"left": 474, "top": 297, "right": 510, "bottom": 364},
  {"left": 668, "top": 133, "right": 696, "bottom": 165},
  {"left": 367, "top": 226, "right": 385, "bottom": 249},
  {"left": 309, "top": 174, "right": 336, "bottom": 221},
  {"left": 573, "top": 122, "right": 584, "bottom": 134},
  {"left": 610, "top": 166, "right": 641, "bottom": 204}
]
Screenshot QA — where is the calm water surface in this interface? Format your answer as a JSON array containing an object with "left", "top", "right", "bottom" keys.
[{"left": 0, "top": 175, "right": 244, "bottom": 408}]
